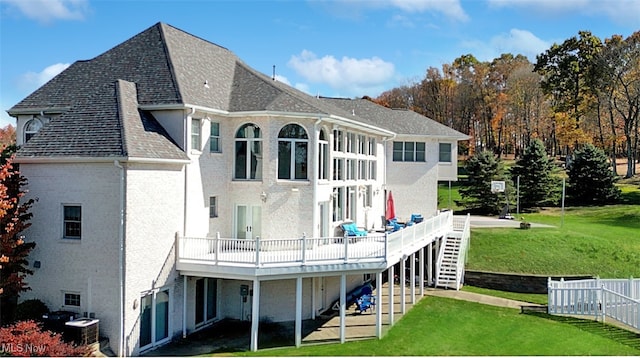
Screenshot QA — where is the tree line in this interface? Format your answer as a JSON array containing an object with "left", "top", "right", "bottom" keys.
[{"left": 374, "top": 30, "right": 640, "bottom": 178}]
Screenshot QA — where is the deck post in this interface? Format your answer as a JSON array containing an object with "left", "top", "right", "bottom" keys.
[
  {"left": 400, "top": 257, "right": 406, "bottom": 314},
  {"left": 311, "top": 277, "right": 316, "bottom": 320},
  {"left": 250, "top": 279, "right": 260, "bottom": 352},
  {"left": 340, "top": 273, "right": 346, "bottom": 343},
  {"left": 182, "top": 275, "right": 187, "bottom": 338},
  {"left": 419, "top": 247, "right": 425, "bottom": 297},
  {"left": 215, "top": 232, "right": 220, "bottom": 264},
  {"left": 295, "top": 276, "right": 302, "bottom": 347},
  {"left": 427, "top": 242, "right": 433, "bottom": 286},
  {"left": 388, "top": 265, "right": 394, "bottom": 326},
  {"left": 410, "top": 253, "right": 415, "bottom": 304},
  {"left": 255, "top": 237, "right": 261, "bottom": 267},
  {"left": 376, "top": 271, "right": 383, "bottom": 338}
]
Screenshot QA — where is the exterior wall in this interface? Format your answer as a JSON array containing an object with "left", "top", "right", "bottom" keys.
[
  {"left": 151, "top": 109, "right": 188, "bottom": 151},
  {"left": 437, "top": 140, "right": 459, "bottom": 181},
  {"left": 18, "top": 162, "right": 121, "bottom": 352},
  {"left": 121, "top": 162, "right": 186, "bottom": 356},
  {"left": 385, "top": 137, "right": 440, "bottom": 220}
]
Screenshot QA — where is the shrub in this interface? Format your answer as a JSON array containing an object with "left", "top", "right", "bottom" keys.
[
  {"left": 0, "top": 320, "right": 90, "bottom": 357},
  {"left": 15, "top": 299, "right": 49, "bottom": 322}
]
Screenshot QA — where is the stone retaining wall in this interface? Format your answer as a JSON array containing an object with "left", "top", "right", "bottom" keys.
[{"left": 464, "top": 270, "right": 595, "bottom": 294}]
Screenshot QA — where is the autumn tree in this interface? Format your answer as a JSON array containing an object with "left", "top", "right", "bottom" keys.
[
  {"left": 510, "top": 139, "right": 558, "bottom": 210},
  {"left": 1, "top": 146, "right": 36, "bottom": 324},
  {"left": 0, "top": 320, "right": 90, "bottom": 356},
  {"left": 0, "top": 125, "right": 16, "bottom": 148},
  {"left": 458, "top": 150, "right": 511, "bottom": 214},
  {"left": 567, "top": 143, "right": 620, "bottom": 205}
]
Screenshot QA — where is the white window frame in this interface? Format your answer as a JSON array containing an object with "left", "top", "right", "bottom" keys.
[
  {"left": 63, "top": 204, "right": 81, "bottom": 240},
  {"left": 439, "top": 142, "right": 453, "bottom": 163},
  {"left": 191, "top": 118, "right": 201, "bottom": 151},
  {"left": 209, "top": 121, "right": 221, "bottom": 153},
  {"left": 209, "top": 196, "right": 218, "bottom": 218},
  {"left": 23, "top": 118, "right": 43, "bottom": 143}
]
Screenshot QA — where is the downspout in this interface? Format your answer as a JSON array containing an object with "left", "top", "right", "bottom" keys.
[
  {"left": 114, "top": 160, "right": 125, "bottom": 357},
  {"left": 312, "top": 118, "right": 322, "bottom": 238},
  {"left": 184, "top": 107, "right": 195, "bottom": 236}
]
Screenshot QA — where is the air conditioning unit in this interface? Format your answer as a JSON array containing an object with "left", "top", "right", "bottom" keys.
[{"left": 64, "top": 318, "right": 99, "bottom": 345}]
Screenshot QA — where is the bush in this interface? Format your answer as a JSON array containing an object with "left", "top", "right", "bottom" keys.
[
  {"left": 15, "top": 299, "right": 49, "bottom": 322},
  {"left": 0, "top": 320, "right": 91, "bottom": 357}
]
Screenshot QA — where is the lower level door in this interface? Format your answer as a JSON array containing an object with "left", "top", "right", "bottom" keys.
[{"left": 140, "top": 288, "right": 170, "bottom": 350}]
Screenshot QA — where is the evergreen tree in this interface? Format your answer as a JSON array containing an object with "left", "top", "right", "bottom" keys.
[
  {"left": 459, "top": 150, "right": 512, "bottom": 215},
  {"left": 0, "top": 146, "right": 36, "bottom": 324},
  {"left": 567, "top": 144, "right": 620, "bottom": 205},
  {"left": 510, "top": 139, "right": 558, "bottom": 210}
]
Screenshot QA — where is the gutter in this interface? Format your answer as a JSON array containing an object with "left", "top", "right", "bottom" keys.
[{"left": 13, "top": 156, "right": 191, "bottom": 165}]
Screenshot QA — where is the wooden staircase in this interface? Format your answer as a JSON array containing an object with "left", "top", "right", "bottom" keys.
[{"left": 435, "top": 235, "right": 464, "bottom": 289}]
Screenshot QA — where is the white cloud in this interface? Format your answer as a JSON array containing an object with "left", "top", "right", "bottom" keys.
[
  {"left": 18, "top": 63, "right": 70, "bottom": 91},
  {"left": 273, "top": 74, "right": 291, "bottom": 86},
  {"left": 487, "top": 0, "right": 640, "bottom": 25},
  {"left": 389, "top": 0, "right": 469, "bottom": 21},
  {"left": 490, "top": 29, "right": 550, "bottom": 60},
  {"left": 288, "top": 50, "right": 395, "bottom": 95},
  {"left": 1, "top": 0, "right": 89, "bottom": 24}
]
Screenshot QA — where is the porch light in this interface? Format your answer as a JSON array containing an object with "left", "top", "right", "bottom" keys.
[{"left": 260, "top": 191, "right": 267, "bottom": 202}]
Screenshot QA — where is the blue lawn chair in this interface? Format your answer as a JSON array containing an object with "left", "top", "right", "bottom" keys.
[
  {"left": 356, "top": 285, "right": 375, "bottom": 313},
  {"left": 340, "top": 222, "right": 367, "bottom": 237}
]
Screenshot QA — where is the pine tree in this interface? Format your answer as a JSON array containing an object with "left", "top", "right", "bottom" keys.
[
  {"left": 567, "top": 144, "right": 621, "bottom": 205},
  {"left": 1, "top": 146, "right": 36, "bottom": 324},
  {"left": 459, "top": 150, "right": 512, "bottom": 215},
  {"left": 510, "top": 139, "right": 558, "bottom": 210}
]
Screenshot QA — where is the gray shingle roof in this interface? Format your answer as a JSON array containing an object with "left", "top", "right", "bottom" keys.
[
  {"left": 10, "top": 22, "right": 467, "bottom": 160},
  {"left": 320, "top": 97, "right": 469, "bottom": 139}
]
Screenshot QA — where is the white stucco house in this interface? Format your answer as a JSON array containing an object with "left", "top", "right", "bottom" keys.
[{"left": 7, "top": 23, "right": 469, "bottom": 356}]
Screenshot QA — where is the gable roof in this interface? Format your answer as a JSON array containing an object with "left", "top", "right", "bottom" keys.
[
  {"left": 9, "top": 22, "right": 466, "bottom": 160},
  {"left": 320, "top": 97, "right": 469, "bottom": 139}
]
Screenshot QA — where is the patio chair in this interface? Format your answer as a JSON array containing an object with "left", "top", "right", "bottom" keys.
[
  {"left": 410, "top": 213, "right": 424, "bottom": 224},
  {"left": 356, "top": 285, "right": 375, "bottom": 313},
  {"left": 387, "top": 218, "right": 404, "bottom": 232},
  {"left": 340, "top": 222, "right": 367, "bottom": 237}
]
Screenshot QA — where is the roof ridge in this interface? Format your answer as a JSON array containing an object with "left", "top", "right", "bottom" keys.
[{"left": 157, "top": 23, "right": 184, "bottom": 104}]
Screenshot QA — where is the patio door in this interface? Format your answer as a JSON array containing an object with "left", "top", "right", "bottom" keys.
[
  {"left": 139, "top": 287, "right": 171, "bottom": 351},
  {"left": 236, "top": 205, "right": 261, "bottom": 239},
  {"left": 195, "top": 278, "right": 218, "bottom": 326}
]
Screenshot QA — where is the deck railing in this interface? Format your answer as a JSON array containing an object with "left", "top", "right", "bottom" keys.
[
  {"left": 548, "top": 277, "right": 640, "bottom": 331},
  {"left": 177, "top": 211, "right": 458, "bottom": 268}
]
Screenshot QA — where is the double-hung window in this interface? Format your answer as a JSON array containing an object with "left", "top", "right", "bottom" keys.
[
  {"left": 191, "top": 119, "right": 201, "bottom": 151},
  {"left": 210, "top": 122, "right": 220, "bottom": 153},
  {"left": 439, "top": 143, "right": 452, "bottom": 163},
  {"left": 63, "top": 205, "right": 81, "bottom": 239},
  {"left": 278, "top": 124, "right": 308, "bottom": 180}
]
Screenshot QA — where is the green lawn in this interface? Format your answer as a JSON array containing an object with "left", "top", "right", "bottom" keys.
[
  {"left": 462, "top": 285, "right": 548, "bottom": 305},
  {"left": 467, "top": 205, "right": 640, "bottom": 278},
  {"left": 228, "top": 296, "right": 640, "bottom": 356}
]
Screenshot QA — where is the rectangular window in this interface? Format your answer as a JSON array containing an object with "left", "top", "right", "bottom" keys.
[
  {"left": 368, "top": 160, "right": 376, "bottom": 180},
  {"left": 63, "top": 205, "right": 81, "bottom": 239},
  {"left": 347, "top": 133, "right": 356, "bottom": 153},
  {"left": 333, "top": 158, "right": 344, "bottom": 181},
  {"left": 191, "top": 118, "right": 201, "bottom": 151},
  {"left": 364, "top": 185, "right": 372, "bottom": 207},
  {"left": 333, "top": 130, "right": 343, "bottom": 152},
  {"left": 318, "top": 141, "right": 328, "bottom": 180},
  {"left": 332, "top": 187, "right": 344, "bottom": 222},
  {"left": 358, "top": 160, "right": 367, "bottom": 180},
  {"left": 368, "top": 138, "right": 376, "bottom": 156},
  {"left": 358, "top": 135, "right": 366, "bottom": 154},
  {"left": 64, "top": 292, "right": 81, "bottom": 307},
  {"left": 346, "top": 159, "right": 356, "bottom": 180},
  {"left": 439, "top": 143, "right": 452, "bottom": 162},
  {"left": 392, "top": 141, "right": 426, "bottom": 162},
  {"left": 346, "top": 186, "right": 356, "bottom": 220},
  {"left": 209, "top": 122, "right": 220, "bottom": 153},
  {"left": 209, "top": 197, "right": 218, "bottom": 218}
]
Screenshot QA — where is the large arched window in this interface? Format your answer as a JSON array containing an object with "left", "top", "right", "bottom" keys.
[
  {"left": 235, "top": 123, "right": 262, "bottom": 180},
  {"left": 278, "top": 124, "right": 308, "bottom": 180},
  {"left": 318, "top": 129, "right": 328, "bottom": 180},
  {"left": 24, "top": 118, "right": 43, "bottom": 143}
]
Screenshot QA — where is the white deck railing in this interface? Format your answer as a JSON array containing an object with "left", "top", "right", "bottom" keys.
[
  {"left": 177, "top": 211, "right": 458, "bottom": 268},
  {"left": 548, "top": 277, "right": 640, "bottom": 331}
]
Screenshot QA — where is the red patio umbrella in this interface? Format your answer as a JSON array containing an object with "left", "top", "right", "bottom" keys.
[{"left": 385, "top": 191, "right": 396, "bottom": 221}]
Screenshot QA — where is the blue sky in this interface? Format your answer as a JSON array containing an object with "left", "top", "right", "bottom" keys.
[{"left": 1, "top": 0, "right": 638, "bottom": 128}]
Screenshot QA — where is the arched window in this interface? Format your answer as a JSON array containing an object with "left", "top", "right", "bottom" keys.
[
  {"left": 235, "top": 124, "right": 262, "bottom": 180},
  {"left": 278, "top": 124, "right": 308, "bottom": 180},
  {"left": 24, "top": 118, "right": 43, "bottom": 143}
]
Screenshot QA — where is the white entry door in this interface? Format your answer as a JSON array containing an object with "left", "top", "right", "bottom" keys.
[{"left": 236, "top": 205, "right": 262, "bottom": 239}]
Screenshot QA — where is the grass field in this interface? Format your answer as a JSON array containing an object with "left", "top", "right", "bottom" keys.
[
  {"left": 467, "top": 205, "right": 640, "bottom": 278},
  {"left": 230, "top": 296, "right": 640, "bottom": 357}
]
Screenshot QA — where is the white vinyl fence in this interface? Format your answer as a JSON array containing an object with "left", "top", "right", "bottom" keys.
[{"left": 548, "top": 277, "right": 640, "bottom": 331}]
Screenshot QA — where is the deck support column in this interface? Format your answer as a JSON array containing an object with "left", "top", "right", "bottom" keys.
[
  {"left": 376, "top": 271, "right": 383, "bottom": 338},
  {"left": 250, "top": 279, "right": 260, "bottom": 352},
  {"left": 427, "top": 242, "right": 433, "bottom": 286},
  {"left": 419, "top": 247, "right": 425, "bottom": 297},
  {"left": 340, "top": 273, "right": 346, "bottom": 343},
  {"left": 388, "top": 265, "right": 394, "bottom": 326},
  {"left": 311, "top": 277, "right": 316, "bottom": 320},
  {"left": 410, "top": 253, "right": 416, "bottom": 304},
  {"left": 400, "top": 258, "right": 406, "bottom": 314},
  {"left": 182, "top": 275, "right": 187, "bottom": 338},
  {"left": 295, "top": 276, "right": 303, "bottom": 347}
]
